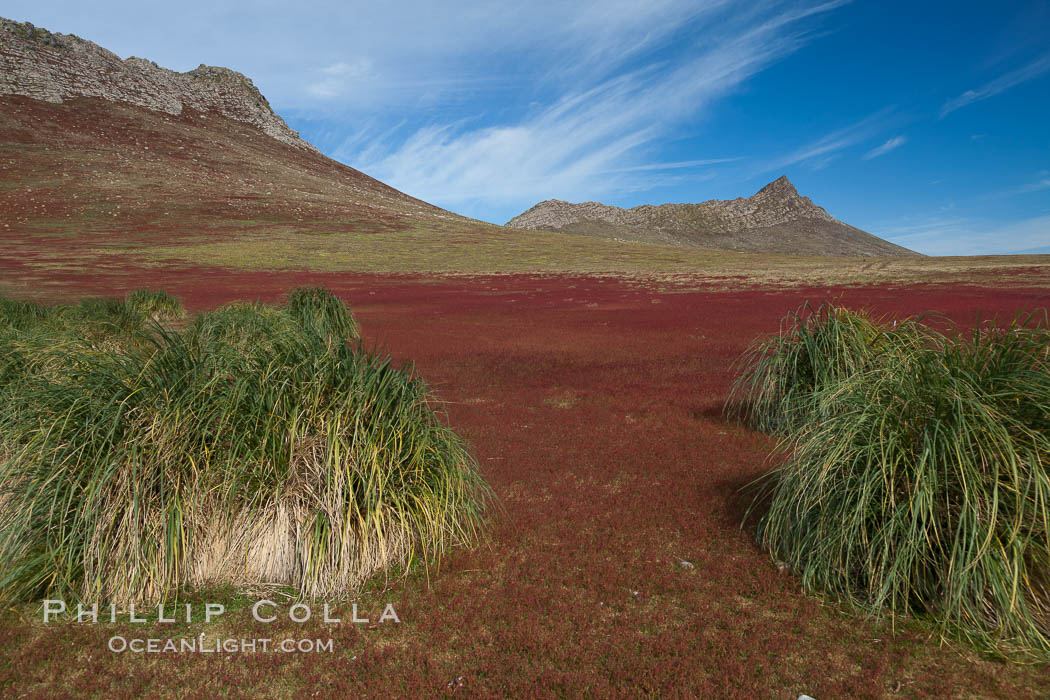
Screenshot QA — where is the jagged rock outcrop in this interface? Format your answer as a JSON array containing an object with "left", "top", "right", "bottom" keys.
[
  {"left": 507, "top": 176, "right": 918, "bottom": 257},
  {"left": 0, "top": 17, "right": 315, "bottom": 151}
]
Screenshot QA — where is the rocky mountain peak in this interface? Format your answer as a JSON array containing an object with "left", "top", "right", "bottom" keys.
[
  {"left": 2, "top": 19, "right": 72, "bottom": 49},
  {"left": 0, "top": 16, "right": 313, "bottom": 151},
  {"left": 754, "top": 175, "right": 798, "bottom": 199},
  {"left": 745, "top": 175, "right": 832, "bottom": 222}
]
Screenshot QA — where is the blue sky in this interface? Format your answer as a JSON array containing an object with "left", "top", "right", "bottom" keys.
[{"left": 7, "top": 1, "right": 1050, "bottom": 255}]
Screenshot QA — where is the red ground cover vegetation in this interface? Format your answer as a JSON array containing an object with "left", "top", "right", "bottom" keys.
[{"left": 1, "top": 271, "right": 1048, "bottom": 697}]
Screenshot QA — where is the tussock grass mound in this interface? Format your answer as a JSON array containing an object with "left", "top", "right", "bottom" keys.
[
  {"left": 729, "top": 302, "right": 926, "bottom": 434},
  {"left": 285, "top": 285, "right": 360, "bottom": 344},
  {"left": 124, "top": 289, "right": 185, "bottom": 321},
  {"left": 187, "top": 301, "right": 301, "bottom": 354},
  {"left": 0, "top": 298, "right": 52, "bottom": 332},
  {"left": 186, "top": 287, "right": 359, "bottom": 356},
  {"left": 735, "top": 304, "right": 1050, "bottom": 659},
  {"left": 0, "top": 289, "right": 490, "bottom": 605}
]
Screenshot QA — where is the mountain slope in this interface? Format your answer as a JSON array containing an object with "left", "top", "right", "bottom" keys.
[
  {"left": 0, "top": 18, "right": 312, "bottom": 150},
  {"left": 507, "top": 176, "right": 919, "bottom": 257},
  {"left": 0, "top": 16, "right": 479, "bottom": 243}
]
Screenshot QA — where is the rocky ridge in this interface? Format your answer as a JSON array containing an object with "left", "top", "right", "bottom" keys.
[
  {"left": 0, "top": 17, "right": 314, "bottom": 151},
  {"left": 510, "top": 176, "right": 836, "bottom": 232},
  {"left": 507, "top": 176, "right": 918, "bottom": 257}
]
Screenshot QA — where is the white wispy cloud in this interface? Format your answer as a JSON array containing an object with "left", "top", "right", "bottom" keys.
[
  {"left": 1017, "top": 175, "right": 1050, "bottom": 194},
  {"left": 603, "top": 158, "right": 741, "bottom": 174},
  {"left": 338, "top": 2, "right": 849, "bottom": 220},
  {"left": 876, "top": 214, "right": 1050, "bottom": 256},
  {"left": 759, "top": 107, "right": 897, "bottom": 173},
  {"left": 808, "top": 154, "right": 840, "bottom": 171},
  {"left": 940, "top": 52, "right": 1050, "bottom": 117},
  {"left": 307, "top": 59, "right": 374, "bottom": 97},
  {"left": 984, "top": 171, "right": 1050, "bottom": 199},
  {"left": 863, "top": 135, "right": 906, "bottom": 160},
  {"left": 289, "top": 1, "right": 736, "bottom": 108}
]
